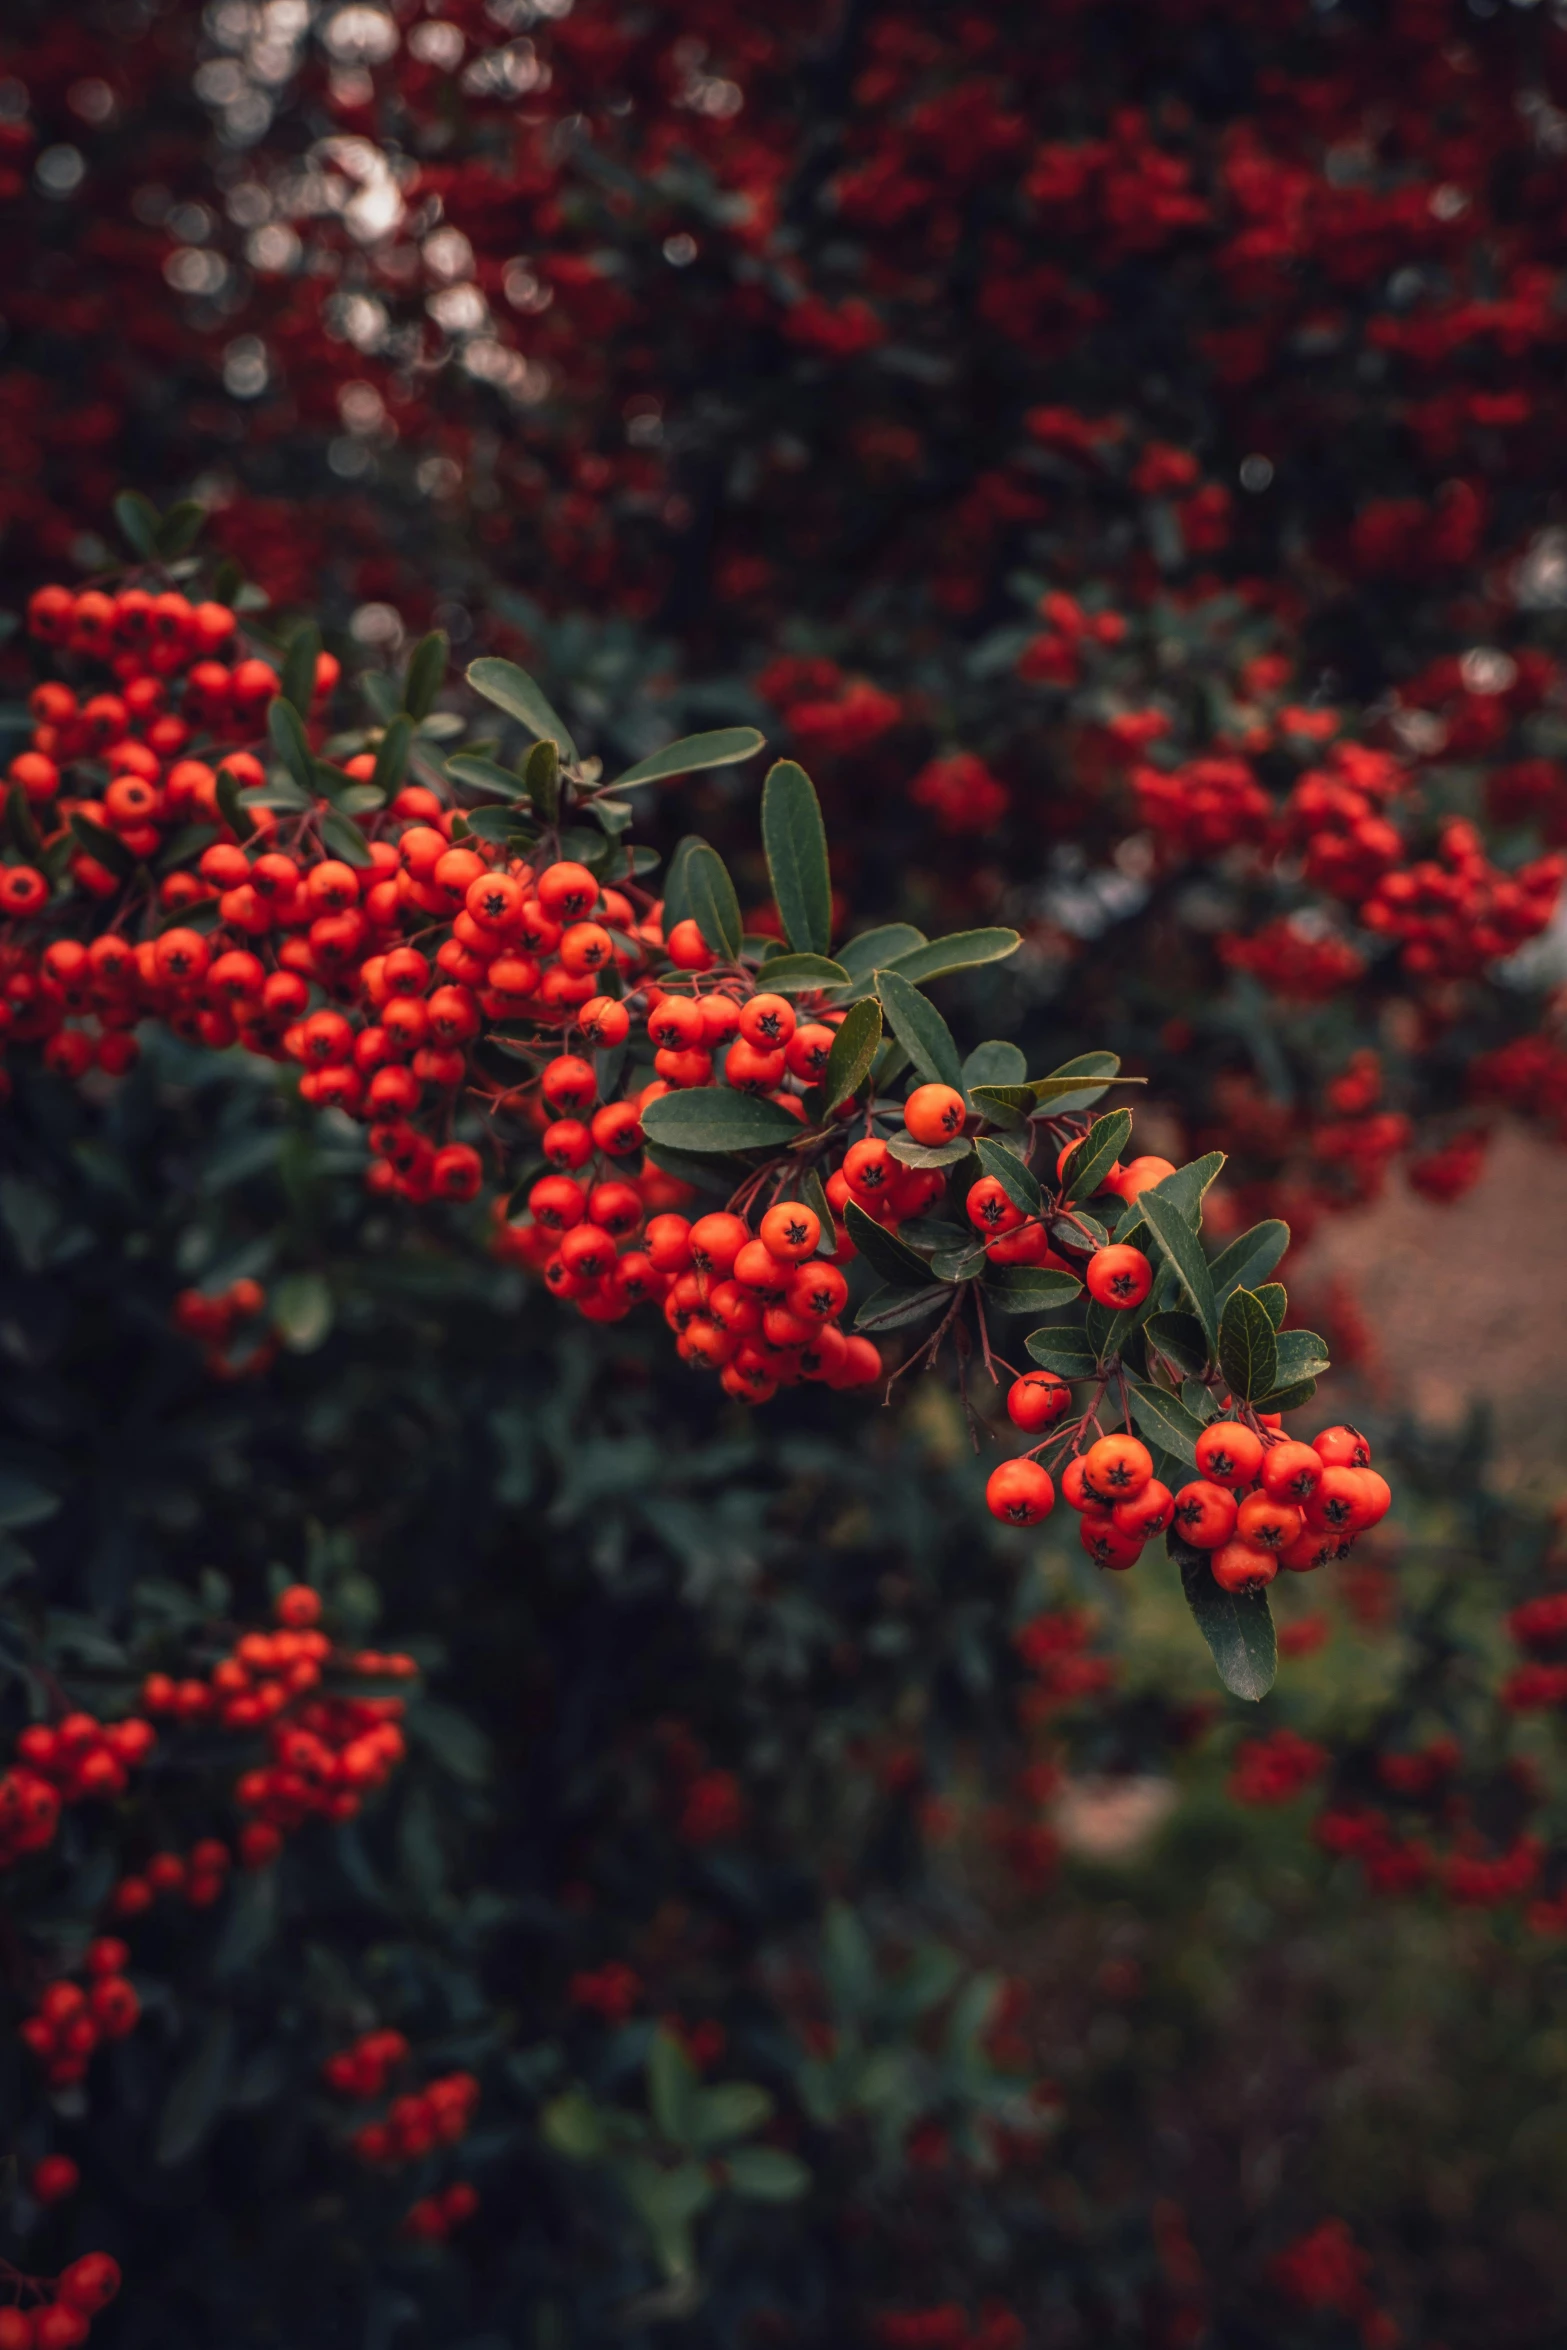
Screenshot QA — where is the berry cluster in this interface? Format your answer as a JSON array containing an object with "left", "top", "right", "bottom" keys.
[
  {"left": 400, "top": 2185, "right": 481, "bottom": 2245},
  {"left": 171, "top": 1277, "right": 274, "bottom": 1378},
  {"left": 0, "top": 2255, "right": 121, "bottom": 2350},
  {"left": 109, "top": 1840, "right": 232, "bottom": 1920},
  {"left": 349, "top": 2072, "right": 480, "bottom": 2170},
  {"left": 19, "top": 1944, "right": 139, "bottom": 2090},
  {"left": 323, "top": 2028, "right": 410, "bottom": 2100},
  {"left": 1, "top": 549, "right": 1376, "bottom": 1687},
  {"left": 990, "top": 1414, "right": 1391, "bottom": 1595},
  {"left": 0, "top": 1716, "right": 155, "bottom": 1874}
]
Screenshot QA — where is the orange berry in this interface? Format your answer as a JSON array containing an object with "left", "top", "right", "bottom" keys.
[{"left": 903, "top": 1083, "right": 967, "bottom": 1146}]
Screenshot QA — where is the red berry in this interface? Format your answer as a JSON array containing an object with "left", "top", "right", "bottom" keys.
[
  {"left": 1084, "top": 1244, "right": 1152, "bottom": 1308},
  {"left": 1194, "top": 1420, "right": 1265, "bottom": 1490},
  {"left": 903, "top": 1083, "right": 967, "bottom": 1145},
  {"left": 985, "top": 1460, "right": 1056, "bottom": 1526},
  {"left": 1006, "top": 1371, "right": 1071, "bottom": 1433}
]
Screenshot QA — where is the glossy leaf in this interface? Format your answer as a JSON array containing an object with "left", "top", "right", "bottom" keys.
[
  {"left": 878, "top": 927, "right": 1021, "bottom": 986},
  {"left": 280, "top": 621, "right": 321, "bottom": 719},
  {"left": 754, "top": 952, "right": 850, "bottom": 992},
  {"left": 877, "top": 968, "right": 963, "bottom": 1089},
  {"left": 649, "top": 2030, "right": 700, "bottom": 2146},
  {"left": 1270, "top": 1328, "right": 1330, "bottom": 1385},
  {"left": 975, "top": 1136, "right": 1043, "bottom": 1218},
  {"left": 156, "top": 499, "right": 207, "bottom": 558},
  {"left": 1024, "top": 1326, "right": 1099, "bottom": 1378},
  {"left": 761, "top": 759, "right": 833, "bottom": 954},
  {"left": 1125, "top": 1377, "right": 1209, "bottom": 1468},
  {"left": 69, "top": 815, "right": 134, "bottom": 878},
  {"left": 113, "top": 488, "right": 160, "bottom": 559},
  {"left": 1172, "top": 1531, "right": 1277, "bottom": 1700},
  {"left": 1254, "top": 1282, "right": 1287, "bottom": 1330},
  {"left": 318, "top": 808, "right": 375, "bottom": 868},
  {"left": 1140, "top": 1151, "right": 1225, "bottom": 1228},
  {"left": 962, "top": 1039, "right": 1027, "bottom": 1090},
  {"left": 466, "top": 656, "right": 579, "bottom": 763},
  {"left": 685, "top": 841, "right": 743, "bottom": 961},
  {"left": 1144, "top": 1310, "right": 1209, "bottom": 1378},
  {"left": 267, "top": 697, "right": 315, "bottom": 796},
  {"left": 843, "top": 1201, "right": 933, "bottom": 1288},
  {"left": 1139, "top": 1186, "right": 1218, "bottom": 1348},
  {"left": 836, "top": 923, "right": 926, "bottom": 979},
  {"left": 613, "top": 725, "right": 765, "bottom": 790},
  {"left": 401, "top": 629, "right": 448, "bottom": 720},
  {"left": 982, "top": 1266, "right": 1083, "bottom": 1312},
  {"left": 887, "top": 1134, "right": 970, "bottom": 1169},
  {"left": 1210, "top": 1218, "right": 1290, "bottom": 1304},
  {"left": 821, "top": 996, "right": 883, "bottom": 1111},
  {"left": 1058, "top": 1109, "right": 1132, "bottom": 1205},
  {"left": 1217, "top": 1287, "right": 1278, "bottom": 1404},
  {"left": 371, "top": 714, "right": 412, "bottom": 801},
  {"left": 641, "top": 1089, "right": 802, "bottom": 1154},
  {"left": 855, "top": 1284, "right": 947, "bottom": 1331}
]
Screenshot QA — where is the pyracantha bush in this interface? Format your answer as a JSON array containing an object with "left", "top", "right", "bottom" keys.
[{"left": 0, "top": 527, "right": 1395, "bottom": 1691}]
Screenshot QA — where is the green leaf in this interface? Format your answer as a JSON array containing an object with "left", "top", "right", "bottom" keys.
[
  {"left": 823, "top": 1903, "right": 877, "bottom": 2016},
  {"left": 690, "top": 2082, "right": 773, "bottom": 2152},
  {"left": 542, "top": 2087, "right": 606, "bottom": 2161},
  {"left": 462, "top": 805, "right": 536, "bottom": 846},
  {"left": 446, "top": 751, "right": 528, "bottom": 801},
  {"left": 1139, "top": 1187, "right": 1218, "bottom": 1349},
  {"left": 649, "top": 2030, "right": 700, "bottom": 2148},
  {"left": 1141, "top": 1151, "right": 1225, "bottom": 1228},
  {"left": 761, "top": 759, "right": 833, "bottom": 954},
  {"left": 640, "top": 1090, "right": 802, "bottom": 1154},
  {"left": 156, "top": 2010, "right": 234, "bottom": 2167},
  {"left": 1058, "top": 1109, "right": 1132, "bottom": 1204},
  {"left": 7, "top": 786, "right": 43, "bottom": 862},
  {"left": 975, "top": 1136, "right": 1043, "bottom": 1219},
  {"left": 821, "top": 996, "right": 883, "bottom": 1111},
  {"left": 214, "top": 766, "right": 255, "bottom": 841},
  {"left": 854, "top": 1283, "right": 948, "bottom": 1332},
  {"left": 876, "top": 968, "right": 963, "bottom": 1089},
  {"left": 318, "top": 808, "right": 375, "bottom": 868},
  {"left": 267, "top": 697, "right": 316, "bottom": 796},
  {"left": 1217, "top": 1287, "right": 1277, "bottom": 1404},
  {"left": 402, "top": 629, "right": 448, "bottom": 720},
  {"left": 961, "top": 1040, "right": 1027, "bottom": 1090},
  {"left": 725, "top": 2146, "right": 810, "bottom": 2202},
  {"left": 887, "top": 1134, "right": 970, "bottom": 1169},
  {"left": 272, "top": 1271, "right": 333, "bottom": 1352},
  {"left": 878, "top": 928, "right": 1021, "bottom": 986},
  {"left": 1144, "top": 1310, "right": 1208, "bottom": 1377},
  {"left": 1253, "top": 1377, "right": 1319, "bottom": 1413},
  {"left": 1124, "top": 1377, "right": 1209, "bottom": 1469},
  {"left": 623, "top": 2158, "right": 712, "bottom": 2279},
  {"left": 685, "top": 842, "right": 744, "bottom": 962},
  {"left": 1210, "top": 1218, "right": 1289, "bottom": 1304},
  {"left": 1024, "top": 1327, "right": 1098, "bottom": 1378},
  {"left": 371, "top": 714, "right": 412, "bottom": 801},
  {"left": 466, "top": 656, "right": 579, "bottom": 763},
  {"left": 1030, "top": 1050, "right": 1123, "bottom": 1115},
  {"left": 844, "top": 1201, "right": 934, "bottom": 1289},
  {"left": 1270, "top": 1328, "right": 1329, "bottom": 1385},
  {"left": 613, "top": 726, "right": 765, "bottom": 790},
  {"left": 1171, "top": 1531, "right": 1277, "bottom": 1700},
  {"left": 69, "top": 815, "right": 134, "bottom": 878},
  {"left": 931, "top": 1241, "right": 987, "bottom": 1281},
  {"left": 113, "top": 489, "right": 160, "bottom": 560},
  {"left": 340, "top": 783, "right": 386, "bottom": 817},
  {"left": 526, "top": 736, "right": 561, "bottom": 822},
  {"left": 280, "top": 621, "right": 321, "bottom": 718},
  {"left": 981, "top": 1267, "right": 1083, "bottom": 1313},
  {"left": 156, "top": 499, "right": 207, "bottom": 558},
  {"left": 1254, "top": 1283, "right": 1287, "bottom": 1330},
  {"left": 754, "top": 952, "right": 850, "bottom": 992},
  {"left": 837, "top": 923, "right": 926, "bottom": 980}
]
